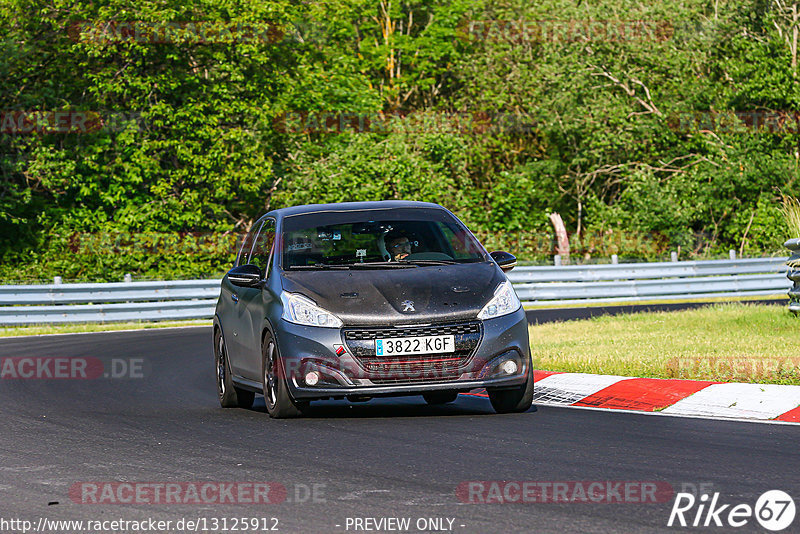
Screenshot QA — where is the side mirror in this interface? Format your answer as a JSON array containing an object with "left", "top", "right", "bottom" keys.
[
  {"left": 227, "top": 264, "right": 263, "bottom": 288},
  {"left": 490, "top": 251, "right": 517, "bottom": 272}
]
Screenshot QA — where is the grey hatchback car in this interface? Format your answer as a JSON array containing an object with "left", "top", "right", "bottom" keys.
[{"left": 213, "top": 201, "right": 533, "bottom": 418}]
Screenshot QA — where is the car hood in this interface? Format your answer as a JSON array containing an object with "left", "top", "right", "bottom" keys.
[{"left": 280, "top": 262, "right": 505, "bottom": 326}]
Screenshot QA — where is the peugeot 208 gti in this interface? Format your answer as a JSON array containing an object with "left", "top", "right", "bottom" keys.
[{"left": 213, "top": 201, "right": 533, "bottom": 418}]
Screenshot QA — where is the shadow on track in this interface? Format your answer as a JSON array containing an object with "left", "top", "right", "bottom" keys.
[{"left": 243, "top": 395, "right": 538, "bottom": 419}]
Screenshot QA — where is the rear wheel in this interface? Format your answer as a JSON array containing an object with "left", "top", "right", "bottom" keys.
[
  {"left": 214, "top": 328, "right": 254, "bottom": 409},
  {"left": 262, "top": 331, "right": 307, "bottom": 419},
  {"left": 422, "top": 391, "right": 459, "bottom": 405},
  {"left": 487, "top": 363, "right": 534, "bottom": 414}
]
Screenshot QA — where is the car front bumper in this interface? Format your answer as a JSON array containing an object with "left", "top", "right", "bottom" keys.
[{"left": 272, "top": 307, "right": 530, "bottom": 400}]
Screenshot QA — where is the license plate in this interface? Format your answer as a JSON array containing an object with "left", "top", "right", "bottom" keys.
[{"left": 375, "top": 335, "right": 455, "bottom": 356}]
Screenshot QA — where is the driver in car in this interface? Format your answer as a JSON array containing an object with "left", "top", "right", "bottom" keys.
[{"left": 386, "top": 232, "right": 412, "bottom": 261}]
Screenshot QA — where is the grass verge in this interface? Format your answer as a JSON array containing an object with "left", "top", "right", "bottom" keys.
[
  {"left": 0, "top": 320, "right": 211, "bottom": 337},
  {"left": 523, "top": 294, "right": 787, "bottom": 310},
  {"left": 529, "top": 303, "right": 800, "bottom": 385}
]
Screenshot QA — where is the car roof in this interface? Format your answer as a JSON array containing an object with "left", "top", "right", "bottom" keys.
[{"left": 266, "top": 200, "right": 447, "bottom": 220}]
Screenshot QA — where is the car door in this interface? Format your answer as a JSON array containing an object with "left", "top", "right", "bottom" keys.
[
  {"left": 222, "top": 219, "right": 263, "bottom": 377},
  {"left": 236, "top": 217, "right": 277, "bottom": 380}
]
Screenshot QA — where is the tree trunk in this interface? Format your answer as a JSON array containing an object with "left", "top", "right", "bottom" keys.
[{"left": 549, "top": 212, "right": 570, "bottom": 265}]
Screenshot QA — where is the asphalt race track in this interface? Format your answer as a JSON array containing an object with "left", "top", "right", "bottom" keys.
[{"left": 1, "top": 327, "right": 798, "bottom": 534}]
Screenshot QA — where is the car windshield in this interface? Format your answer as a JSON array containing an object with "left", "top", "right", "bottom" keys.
[{"left": 281, "top": 208, "right": 488, "bottom": 269}]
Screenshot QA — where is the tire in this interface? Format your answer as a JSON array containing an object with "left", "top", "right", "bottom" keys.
[
  {"left": 487, "top": 363, "right": 534, "bottom": 414},
  {"left": 422, "top": 391, "right": 459, "bottom": 405},
  {"left": 214, "top": 328, "right": 255, "bottom": 409},
  {"left": 262, "top": 330, "right": 307, "bottom": 419}
]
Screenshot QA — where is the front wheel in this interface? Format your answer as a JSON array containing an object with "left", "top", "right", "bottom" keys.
[
  {"left": 487, "top": 363, "right": 534, "bottom": 414},
  {"left": 262, "top": 331, "right": 307, "bottom": 419},
  {"left": 214, "top": 328, "right": 254, "bottom": 409}
]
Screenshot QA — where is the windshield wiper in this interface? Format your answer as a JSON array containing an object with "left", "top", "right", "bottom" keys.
[
  {"left": 285, "top": 263, "right": 351, "bottom": 270},
  {"left": 285, "top": 262, "right": 416, "bottom": 270},
  {"left": 396, "top": 259, "right": 458, "bottom": 265},
  {"left": 342, "top": 261, "right": 417, "bottom": 269}
]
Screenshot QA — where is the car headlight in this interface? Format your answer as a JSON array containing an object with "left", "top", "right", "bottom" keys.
[
  {"left": 477, "top": 280, "right": 521, "bottom": 320},
  {"left": 281, "top": 292, "right": 343, "bottom": 328}
]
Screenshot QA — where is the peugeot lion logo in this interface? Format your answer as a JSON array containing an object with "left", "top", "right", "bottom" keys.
[{"left": 401, "top": 300, "right": 415, "bottom": 312}]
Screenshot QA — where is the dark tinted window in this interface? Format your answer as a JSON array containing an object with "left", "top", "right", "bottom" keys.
[
  {"left": 250, "top": 219, "right": 276, "bottom": 276},
  {"left": 281, "top": 209, "right": 487, "bottom": 268},
  {"left": 236, "top": 220, "right": 263, "bottom": 267}
]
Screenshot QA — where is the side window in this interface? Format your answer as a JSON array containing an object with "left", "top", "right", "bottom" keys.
[
  {"left": 250, "top": 219, "right": 276, "bottom": 276},
  {"left": 236, "top": 220, "right": 263, "bottom": 267}
]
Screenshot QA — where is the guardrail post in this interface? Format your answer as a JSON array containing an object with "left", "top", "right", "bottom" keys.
[
  {"left": 124, "top": 273, "right": 132, "bottom": 283},
  {"left": 53, "top": 276, "right": 62, "bottom": 285},
  {"left": 554, "top": 254, "right": 562, "bottom": 266},
  {"left": 670, "top": 251, "right": 678, "bottom": 262},
  {"left": 729, "top": 250, "right": 736, "bottom": 260},
  {"left": 611, "top": 254, "right": 618, "bottom": 265}
]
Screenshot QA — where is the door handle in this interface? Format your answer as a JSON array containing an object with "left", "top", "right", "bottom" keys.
[{"left": 231, "top": 293, "right": 239, "bottom": 303}]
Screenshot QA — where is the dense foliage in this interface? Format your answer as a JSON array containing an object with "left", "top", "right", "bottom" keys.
[{"left": 2, "top": 0, "right": 800, "bottom": 281}]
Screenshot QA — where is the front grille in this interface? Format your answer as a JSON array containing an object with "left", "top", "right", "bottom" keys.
[
  {"left": 342, "top": 322, "right": 483, "bottom": 383},
  {"left": 344, "top": 322, "right": 481, "bottom": 340}
]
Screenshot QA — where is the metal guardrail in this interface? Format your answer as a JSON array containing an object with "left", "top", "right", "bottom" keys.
[
  {"left": 510, "top": 257, "right": 790, "bottom": 307},
  {"left": 0, "top": 257, "right": 791, "bottom": 325},
  {"left": 0, "top": 280, "right": 221, "bottom": 325}
]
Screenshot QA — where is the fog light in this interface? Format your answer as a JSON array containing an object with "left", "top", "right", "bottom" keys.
[
  {"left": 501, "top": 360, "right": 518, "bottom": 375},
  {"left": 305, "top": 371, "right": 320, "bottom": 386}
]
